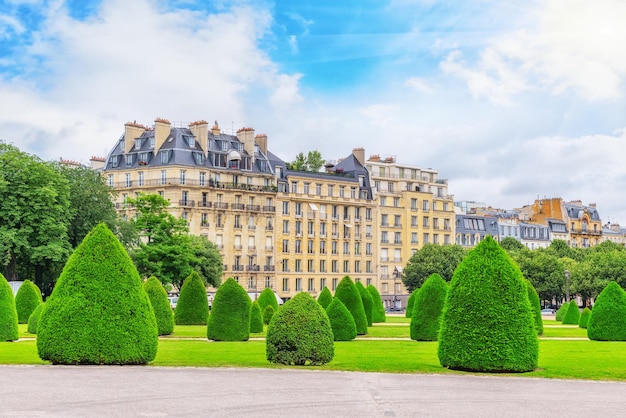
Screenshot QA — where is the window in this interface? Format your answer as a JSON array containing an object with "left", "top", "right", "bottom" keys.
[
  {"left": 283, "top": 278, "right": 289, "bottom": 292},
  {"left": 365, "top": 208, "right": 372, "bottom": 221},
  {"left": 308, "top": 240, "right": 314, "bottom": 254},
  {"left": 339, "top": 186, "right": 345, "bottom": 198},
  {"left": 423, "top": 217, "right": 430, "bottom": 228},
  {"left": 354, "top": 260, "right": 361, "bottom": 273},
  {"left": 316, "top": 183, "right": 322, "bottom": 195},
  {"left": 160, "top": 170, "right": 167, "bottom": 185},
  {"left": 332, "top": 241, "right": 338, "bottom": 255},
  {"left": 393, "top": 197, "right": 400, "bottom": 207},
  {"left": 423, "top": 200, "right": 430, "bottom": 211},
  {"left": 350, "top": 187, "right": 356, "bottom": 198},
  {"left": 394, "top": 215, "right": 401, "bottom": 227},
  {"left": 107, "top": 174, "right": 114, "bottom": 187},
  {"left": 366, "top": 261, "right": 372, "bottom": 273},
  {"left": 411, "top": 216, "right": 418, "bottom": 227},
  {"left": 366, "top": 243, "right": 372, "bottom": 255},
  {"left": 283, "top": 220, "right": 289, "bottom": 234},
  {"left": 328, "top": 185, "right": 334, "bottom": 197},
  {"left": 296, "top": 278, "right": 302, "bottom": 291},
  {"left": 423, "top": 233, "right": 429, "bottom": 244},
  {"left": 343, "top": 241, "right": 349, "bottom": 255},
  {"left": 291, "top": 182, "right": 298, "bottom": 193},
  {"left": 320, "top": 260, "right": 326, "bottom": 273},
  {"left": 304, "top": 182, "right": 310, "bottom": 195},
  {"left": 320, "top": 278, "right": 326, "bottom": 290},
  {"left": 380, "top": 197, "right": 386, "bottom": 206},
  {"left": 332, "top": 260, "right": 338, "bottom": 273},
  {"left": 194, "top": 152, "right": 204, "bottom": 165},
  {"left": 282, "top": 201, "right": 289, "bottom": 215},
  {"left": 308, "top": 278, "right": 315, "bottom": 291},
  {"left": 125, "top": 173, "right": 131, "bottom": 187},
  {"left": 343, "top": 260, "right": 350, "bottom": 273},
  {"left": 332, "top": 278, "right": 338, "bottom": 291},
  {"left": 160, "top": 150, "right": 171, "bottom": 164},
  {"left": 394, "top": 232, "right": 402, "bottom": 244},
  {"left": 138, "top": 172, "right": 144, "bottom": 186},
  {"left": 295, "top": 240, "right": 302, "bottom": 254},
  {"left": 295, "top": 259, "right": 302, "bottom": 272},
  {"left": 320, "top": 240, "right": 326, "bottom": 254},
  {"left": 180, "top": 170, "right": 186, "bottom": 185},
  {"left": 411, "top": 232, "right": 418, "bottom": 244},
  {"left": 125, "top": 154, "right": 134, "bottom": 166},
  {"left": 307, "top": 260, "right": 314, "bottom": 273},
  {"left": 381, "top": 214, "right": 388, "bottom": 227},
  {"left": 295, "top": 202, "right": 302, "bottom": 216}
]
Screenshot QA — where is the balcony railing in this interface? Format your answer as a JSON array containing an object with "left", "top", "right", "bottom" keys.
[
  {"left": 246, "top": 265, "right": 260, "bottom": 272},
  {"left": 264, "top": 265, "right": 275, "bottom": 271},
  {"left": 232, "top": 265, "right": 244, "bottom": 271},
  {"left": 246, "top": 204, "right": 261, "bottom": 211},
  {"left": 232, "top": 203, "right": 245, "bottom": 210},
  {"left": 179, "top": 200, "right": 195, "bottom": 207},
  {"left": 214, "top": 202, "right": 229, "bottom": 209},
  {"left": 263, "top": 205, "right": 276, "bottom": 212},
  {"left": 199, "top": 201, "right": 212, "bottom": 208}
]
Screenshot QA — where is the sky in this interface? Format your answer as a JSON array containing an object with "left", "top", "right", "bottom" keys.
[{"left": 1, "top": 0, "right": 625, "bottom": 222}]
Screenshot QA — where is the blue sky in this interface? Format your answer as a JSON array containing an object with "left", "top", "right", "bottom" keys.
[{"left": 1, "top": 0, "right": 626, "bottom": 222}]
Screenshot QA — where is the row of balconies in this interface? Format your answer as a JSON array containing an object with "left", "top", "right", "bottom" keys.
[
  {"left": 114, "top": 179, "right": 277, "bottom": 193},
  {"left": 226, "top": 264, "right": 276, "bottom": 272},
  {"left": 379, "top": 257, "right": 403, "bottom": 262}
]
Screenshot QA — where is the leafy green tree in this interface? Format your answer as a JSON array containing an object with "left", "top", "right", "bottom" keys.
[
  {"left": 189, "top": 235, "right": 223, "bottom": 288},
  {"left": 405, "top": 290, "right": 417, "bottom": 318},
  {"left": 207, "top": 278, "right": 251, "bottom": 341},
  {"left": 175, "top": 271, "right": 209, "bottom": 325},
  {"left": 143, "top": 277, "right": 174, "bottom": 335},
  {"left": 37, "top": 223, "right": 158, "bottom": 364},
  {"left": 579, "top": 307, "right": 591, "bottom": 329},
  {"left": 334, "top": 276, "right": 368, "bottom": 335},
  {"left": 513, "top": 250, "right": 565, "bottom": 304},
  {"left": 262, "top": 305, "right": 275, "bottom": 325},
  {"left": 326, "top": 298, "right": 357, "bottom": 341},
  {"left": 410, "top": 273, "right": 448, "bottom": 341},
  {"left": 525, "top": 280, "right": 543, "bottom": 335},
  {"left": 499, "top": 237, "right": 525, "bottom": 253},
  {"left": 250, "top": 301, "right": 263, "bottom": 333},
  {"left": 555, "top": 302, "right": 569, "bottom": 321},
  {"left": 570, "top": 250, "right": 626, "bottom": 302},
  {"left": 27, "top": 303, "right": 44, "bottom": 334},
  {"left": 355, "top": 281, "right": 373, "bottom": 326},
  {"left": 317, "top": 286, "right": 333, "bottom": 309},
  {"left": 402, "top": 244, "right": 466, "bottom": 291},
  {"left": 258, "top": 287, "right": 279, "bottom": 313},
  {"left": 438, "top": 236, "right": 538, "bottom": 372},
  {"left": 0, "top": 273, "right": 18, "bottom": 341},
  {"left": 562, "top": 301, "right": 580, "bottom": 325},
  {"left": 546, "top": 239, "right": 577, "bottom": 259},
  {"left": 288, "top": 152, "right": 307, "bottom": 171},
  {"left": 306, "top": 150, "right": 325, "bottom": 172},
  {"left": 587, "top": 282, "right": 626, "bottom": 341},
  {"left": 266, "top": 292, "right": 334, "bottom": 365},
  {"left": 15, "top": 279, "right": 42, "bottom": 324},
  {"left": 367, "top": 284, "right": 386, "bottom": 323}
]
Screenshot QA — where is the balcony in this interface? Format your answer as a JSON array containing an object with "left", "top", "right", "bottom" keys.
[
  {"left": 248, "top": 225, "right": 256, "bottom": 230},
  {"left": 381, "top": 223, "right": 389, "bottom": 228},
  {"left": 265, "top": 225, "right": 274, "bottom": 231},
  {"left": 393, "top": 240, "right": 403, "bottom": 245},
  {"left": 393, "top": 224, "right": 402, "bottom": 229},
  {"left": 265, "top": 245, "right": 274, "bottom": 251},
  {"left": 248, "top": 245, "right": 256, "bottom": 251},
  {"left": 332, "top": 233, "right": 339, "bottom": 239},
  {"left": 264, "top": 265, "right": 275, "bottom": 272},
  {"left": 307, "top": 211, "right": 316, "bottom": 218},
  {"left": 246, "top": 204, "right": 261, "bottom": 211},
  {"left": 262, "top": 205, "right": 276, "bottom": 212},
  {"left": 234, "top": 245, "right": 242, "bottom": 250},
  {"left": 295, "top": 212, "right": 303, "bottom": 218},
  {"left": 232, "top": 265, "right": 245, "bottom": 271},
  {"left": 319, "top": 213, "right": 327, "bottom": 220},
  {"left": 380, "top": 257, "right": 389, "bottom": 262},
  {"left": 234, "top": 225, "right": 242, "bottom": 230},
  {"left": 199, "top": 201, "right": 212, "bottom": 208},
  {"left": 200, "top": 222, "right": 209, "bottom": 228},
  {"left": 214, "top": 202, "right": 229, "bottom": 209},
  {"left": 246, "top": 265, "right": 260, "bottom": 272},
  {"left": 232, "top": 203, "right": 245, "bottom": 210},
  {"left": 179, "top": 200, "right": 195, "bottom": 207}
]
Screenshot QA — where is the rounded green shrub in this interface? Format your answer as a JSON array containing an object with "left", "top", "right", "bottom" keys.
[
  {"left": 355, "top": 281, "right": 373, "bottom": 326},
  {"left": 438, "top": 236, "right": 538, "bottom": 373},
  {"left": 367, "top": 285, "right": 386, "bottom": 323},
  {"left": 27, "top": 303, "right": 44, "bottom": 334},
  {"left": 175, "top": 271, "right": 209, "bottom": 325},
  {"left": 326, "top": 298, "right": 357, "bottom": 341},
  {"left": 405, "top": 290, "right": 417, "bottom": 318},
  {"left": 555, "top": 302, "right": 569, "bottom": 322},
  {"left": 250, "top": 301, "right": 264, "bottom": 333},
  {"left": 143, "top": 277, "right": 174, "bottom": 335},
  {"left": 257, "top": 287, "right": 279, "bottom": 313},
  {"left": 37, "top": 223, "right": 158, "bottom": 364},
  {"left": 334, "top": 276, "right": 368, "bottom": 335},
  {"left": 562, "top": 301, "right": 580, "bottom": 325},
  {"left": 526, "top": 280, "right": 543, "bottom": 335},
  {"left": 317, "top": 286, "right": 333, "bottom": 309},
  {"left": 410, "top": 273, "right": 448, "bottom": 341},
  {"left": 207, "top": 278, "right": 251, "bottom": 341},
  {"left": 587, "top": 281, "right": 626, "bottom": 341},
  {"left": 579, "top": 307, "right": 591, "bottom": 329},
  {"left": 266, "top": 292, "right": 334, "bottom": 365},
  {"left": 262, "top": 305, "right": 275, "bottom": 325},
  {"left": 0, "top": 274, "right": 19, "bottom": 342},
  {"left": 15, "top": 280, "right": 42, "bottom": 324}
]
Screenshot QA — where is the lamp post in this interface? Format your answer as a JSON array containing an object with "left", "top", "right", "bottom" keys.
[{"left": 564, "top": 268, "right": 570, "bottom": 303}]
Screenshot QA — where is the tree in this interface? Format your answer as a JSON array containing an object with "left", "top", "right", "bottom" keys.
[
  {"left": 37, "top": 223, "right": 158, "bottom": 364},
  {"left": 587, "top": 282, "right": 626, "bottom": 341},
  {"left": 15, "top": 279, "right": 42, "bottom": 324},
  {"left": 410, "top": 273, "right": 448, "bottom": 341},
  {"left": 189, "top": 235, "right": 223, "bottom": 288},
  {"left": 317, "top": 286, "right": 333, "bottom": 309},
  {"left": 250, "top": 301, "right": 264, "bottom": 333},
  {"left": 175, "top": 271, "right": 209, "bottom": 325},
  {"left": 579, "top": 307, "right": 591, "bottom": 329},
  {"left": 266, "top": 292, "right": 334, "bottom": 365},
  {"left": 438, "top": 236, "right": 538, "bottom": 372},
  {"left": 355, "top": 281, "right": 373, "bottom": 326},
  {"left": 367, "top": 284, "right": 386, "bottom": 323},
  {"left": 27, "top": 303, "right": 44, "bottom": 334},
  {"left": 405, "top": 290, "right": 417, "bottom": 318},
  {"left": 258, "top": 287, "right": 279, "bottom": 313},
  {"left": 513, "top": 250, "right": 565, "bottom": 304},
  {"left": 499, "top": 237, "right": 525, "bottom": 253},
  {"left": 207, "top": 278, "right": 251, "bottom": 341},
  {"left": 334, "top": 276, "right": 368, "bottom": 335},
  {"left": 525, "top": 280, "right": 543, "bottom": 335},
  {"left": 0, "top": 273, "right": 18, "bottom": 341},
  {"left": 262, "top": 305, "right": 275, "bottom": 325},
  {"left": 326, "top": 298, "right": 357, "bottom": 341},
  {"left": 402, "top": 244, "right": 466, "bottom": 291},
  {"left": 555, "top": 302, "right": 569, "bottom": 321},
  {"left": 143, "top": 277, "right": 174, "bottom": 335},
  {"left": 286, "top": 150, "right": 325, "bottom": 172},
  {"left": 562, "top": 301, "right": 580, "bottom": 325},
  {"left": 570, "top": 250, "right": 626, "bottom": 302}
]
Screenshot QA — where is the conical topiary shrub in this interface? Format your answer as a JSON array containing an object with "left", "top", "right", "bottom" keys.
[
  {"left": 367, "top": 285, "right": 386, "bottom": 323},
  {"left": 250, "top": 301, "right": 264, "bottom": 333},
  {"left": 0, "top": 274, "right": 19, "bottom": 342},
  {"left": 355, "top": 281, "right": 373, "bottom": 326},
  {"left": 579, "top": 307, "right": 591, "bottom": 329},
  {"left": 143, "top": 277, "right": 174, "bottom": 335},
  {"left": 526, "top": 280, "right": 543, "bottom": 335},
  {"left": 263, "top": 305, "right": 275, "bottom": 325},
  {"left": 438, "top": 236, "right": 538, "bottom": 373},
  {"left": 27, "top": 303, "right": 44, "bottom": 334},
  {"left": 207, "top": 278, "right": 251, "bottom": 341},
  {"left": 587, "top": 282, "right": 626, "bottom": 341},
  {"left": 326, "top": 297, "right": 357, "bottom": 341},
  {"left": 317, "top": 286, "right": 333, "bottom": 309},
  {"left": 15, "top": 280, "right": 43, "bottom": 324},
  {"left": 267, "top": 292, "right": 334, "bottom": 365},
  {"left": 555, "top": 302, "right": 569, "bottom": 322},
  {"left": 410, "top": 273, "right": 448, "bottom": 341},
  {"left": 37, "top": 223, "right": 158, "bottom": 364},
  {"left": 562, "top": 301, "right": 580, "bottom": 325},
  {"left": 334, "top": 276, "right": 368, "bottom": 335},
  {"left": 405, "top": 290, "right": 417, "bottom": 318},
  {"left": 175, "top": 271, "right": 209, "bottom": 325},
  {"left": 257, "top": 287, "right": 279, "bottom": 313}
]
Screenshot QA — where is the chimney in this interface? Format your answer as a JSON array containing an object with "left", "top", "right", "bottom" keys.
[
  {"left": 211, "top": 120, "right": 221, "bottom": 136},
  {"left": 352, "top": 147, "right": 365, "bottom": 166},
  {"left": 90, "top": 156, "right": 106, "bottom": 170},
  {"left": 154, "top": 117, "right": 171, "bottom": 154},
  {"left": 189, "top": 120, "right": 208, "bottom": 154},
  {"left": 255, "top": 133, "right": 268, "bottom": 155},
  {"left": 368, "top": 154, "right": 381, "bottom": 162},
  {"left": 124, "top": 121, "right": 147, "bottom": 153},
  {"left": 237, "top": 127, "right": 256, "bottom": 162}
]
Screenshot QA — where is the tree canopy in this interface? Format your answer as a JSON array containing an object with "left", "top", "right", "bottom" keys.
[
  {"left": 286, "top": 150, "right": 326, "bottom": 172},
  {"left": 402, "top": 244, "right": 466, "bottom": 292}
]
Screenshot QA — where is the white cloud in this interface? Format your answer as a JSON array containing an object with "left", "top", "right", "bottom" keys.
[{"left": 403, "top": 77, "right": 432, "bottom": 93}]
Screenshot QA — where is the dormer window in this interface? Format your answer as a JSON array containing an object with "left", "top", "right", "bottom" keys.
[
  {"left": 193, "top": 152, "right": 204, "bottom": 165},
  {"left": 149, "top": 137, "right": 155, "bottom": 149},
  {"left": 160, "top": 150, "right": 172, "bottom": 164},
  {"left": 185, "top": 136, "right": 196, "bottom": 148},
  {"left": 221, "top": 140, "right": 228, "bottom": 151},
  {"left": 125, "top": 154, "right": 134, "bottom": 166},
  {"left": 135, "top": 139, "right": 141, "bottom": 149},
  {"left": 111, "top": 155, "right": 120, "bottom": 168}
]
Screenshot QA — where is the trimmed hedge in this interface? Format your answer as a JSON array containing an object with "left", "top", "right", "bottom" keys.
[
  {"left": 579, "top": 307, "right": 591, "bottom": 329},
  {"left": 326, "top": 298, "right": 357, "bottom": 341},
  {"left": 266, "top": 292, "right": 334, "bottom": 365},
  {"left": 250, "top": 301, "right": 264, "bottom": 333},
  {"left": 334, "top": 276, "right": 368, "bottom": 335},
  {"left": 257, "top": 287, "right": 279, "bottom": 313},
  {"left": 526, "top": 280, "right": 543, "bottom": 335},
  {"left": 367, "top": 285, "right": 386, "bottom": 323},
  {"left": 262, "top": 305, "right": 275, "bottom": 325},
  {"left": 355, "top": 281, "right": 373, "bottom": 326},
  {"left": 555, "top": 302, "right": 569, "bottom": 322},
  {"left": 207, "top": 278, "right": 251, "bottom": 341},
  {"left": 410, "top": 273, "right": 448, "bottom": 341},
  {"left": 0, "top": 274, "right": 19, "bottom": 342},
  {"left": 27, "top": 303, "right": 44, "bottom": 334},
  {"left": 317, "top": 286, "right": 333, "bottom": 309},
  {"left": 587, "top": 281, "right": 626, "bottom": 341},
  {"left": 15, "top": 280, "right": 42, "bottom": 324},
  {"left": 174, "top": 271, "right": 209, "bottom": 325},
  {"left": 438, "top": 236, "right": 538, "bottom": 373},
  {"left": 405, "top": 290, "right": 417, "bottom": 318},
  {"left": 143, "top": 277, "right": 174, "bottom": 335},
  {"left": 37, "top": 223, "right": 158, "bottom": 364},
  {"left": 562, "top": 301, "right": 580, "bottom": 325}
]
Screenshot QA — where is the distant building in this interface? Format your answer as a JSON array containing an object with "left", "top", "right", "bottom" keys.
[{"left": 455, "top": 214, "right": 499, "bottom": 248}]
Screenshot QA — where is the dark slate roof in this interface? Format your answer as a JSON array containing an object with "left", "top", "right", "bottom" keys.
[
  {"left": 455, "top": 214, "right": 499, "bottom": 236},
  {"left": 564, "top": 203, "right": 601, "bottom": 221}
]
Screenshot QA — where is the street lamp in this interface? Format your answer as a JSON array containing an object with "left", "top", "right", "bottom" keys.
[{"left": 564, "top": 268, "right": 570, "bottom": 303}]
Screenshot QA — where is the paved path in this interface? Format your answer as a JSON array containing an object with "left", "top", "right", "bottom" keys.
[{"left": 1, "top": 366, "right": 625, "bottom": 417}]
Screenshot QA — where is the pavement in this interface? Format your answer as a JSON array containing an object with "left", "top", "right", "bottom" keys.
[{"left": 1, "top": 366, "right": 625, "bottom": 417}]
